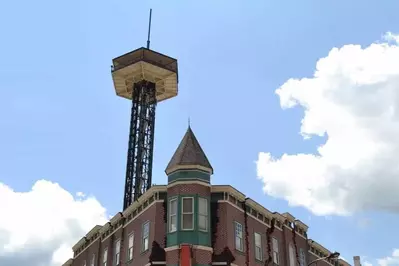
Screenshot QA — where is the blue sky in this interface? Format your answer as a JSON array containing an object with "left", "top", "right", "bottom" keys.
[{"left": 1, "top": 1, "right": 399, "bottom": 265}]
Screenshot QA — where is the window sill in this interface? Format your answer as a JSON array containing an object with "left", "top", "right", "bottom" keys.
[
  {"left": 255, "top": 259, "right": 263, "bottom": 264},
  {"left": 234, "top": 249, "right": 245, "bottom": 255},
  {"left": 140, "top": 249, "right": 150, "bottom": 255}
]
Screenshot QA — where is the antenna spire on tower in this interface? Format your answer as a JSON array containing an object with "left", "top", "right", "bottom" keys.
[{"left": 147, "top": 9, "right": 153, "bottom": 49}]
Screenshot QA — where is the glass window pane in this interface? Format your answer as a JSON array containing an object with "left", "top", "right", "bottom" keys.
[
  {"left": 198, "top": 214, "right": 207, "bottom": 231},
  {"left": 143, "top": 222, "right": 149, "bottom": 236},
  {"left": 182, "top": 198, "right": 193, "bottom": 213},
  {"left": 129, "top": 234, "right": 134, "bottom": 247},
  {"left": 235, "top": 223, "right": 242, "bottom": 238},
  {"left": 198, "top": 198, "right": 207, "bottom": 215},
  {"left": 169, "top": 215, "right": 177, "bottom": 232},
  {"left": 235, "top": 236, "right": 242, "bottom": 250},
  {"left": 170, "top": 199, "right": 177, "bottom": 215},
  {"left": 272, "top": 238, "right": 278, "bottom": 252},
  {"left": 255, "top": 233, "right": 261, "bottom": 246},
  {"left": 128, "top": 247, "right": 133, "bottom": 260},
  {"left": 182, "top": 213, "right": 193, "bottom": 229},
  {"left": 103, "top": 249, "right": 107, "bottom": 261},
  {"left": 300, "top": 248, "right": 306, "bottom": 266},
  {"left": 289, "top": 244, "right": 295, "bottom": 266},
  {"left": 256, "top": 247, "right": 262, "bottom": 260},
  {"left": 273, "top": 252, "right": 279, "bottom": 264},
  {"left": 116, "top": 240, "right": 120, "bottom": 252}
]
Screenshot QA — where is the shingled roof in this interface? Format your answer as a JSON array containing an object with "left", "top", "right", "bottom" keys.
[{"left": 165, "top": 126, "right": 213, "bottom": 175}]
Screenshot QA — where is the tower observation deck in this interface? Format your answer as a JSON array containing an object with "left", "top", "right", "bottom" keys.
[{"left": 111, "top": 45, "right": 178, "bottom": 210}]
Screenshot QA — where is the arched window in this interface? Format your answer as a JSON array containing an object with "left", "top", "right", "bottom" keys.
[{"left": 289, "top": 243, "right": 296, "bottom": 266}]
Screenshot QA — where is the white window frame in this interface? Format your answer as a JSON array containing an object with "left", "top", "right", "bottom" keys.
[
  {"left": 234, "top": 221, "right": 243, "bottom": 251},
  {"left": 103, "top": 248, "right": 108, "bottom": 266},
  {"left": 299, "top": 248, "right": 306, "bottom": 266},
  {"left": 289, "top": 243, "right": 295, "bottom": 266},
  {"left": 169, "top": 198, "right": 178, "bottom": 233},
  {"left": 127, "top": 232, "right": 134, "bottom": 261},
  {"left": 181, "top": 197, "right": 194, "bottom": 230},
  {"left": 90, "top": 254, "right": 95, "bottom": 266},
  {"left": 254, "top": 232, "right": 262, "bottom": 261},
  {"left": 272, "top": 237, "right": 279, "bottom": 265},
  {"left": 142, "top": 221, "right": 150, "bottom": 252},
  {"left": 114, "top": 239, "right": 121, "bottom": 265},
  {"left": 198, "top": 197, "right": 208, "bottom": 232}
]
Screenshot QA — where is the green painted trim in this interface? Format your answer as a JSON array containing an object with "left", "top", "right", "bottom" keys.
[
  {"left": 167, "top": 196, "right": 178, "bottom": 234},
  {"left": 166, "top": 194, "right": 211, "bottom": 247},
  {"left": 180, "top": 195, "right": 196, "bottom": 231},
  {"left": 168, "top": 178, "right": 210, "bottom": 185},
  {"left": 168, "top": 169, "right": 211, "bottom": 183},
  {"left": 197, "top": 196, "right": 210, "bottom": 233}
]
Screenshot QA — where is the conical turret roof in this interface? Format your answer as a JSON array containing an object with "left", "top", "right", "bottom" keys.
[{"left": 165, "top": 126, "right": 213, "bottom": 175}]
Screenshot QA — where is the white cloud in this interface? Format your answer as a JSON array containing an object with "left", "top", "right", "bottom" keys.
[
  {"left": 0, "top": 180, "right": 108, "bottom": 266},
  {"left": 377, "top": 249, "right": 399, "bottom": 266},
  {"left": 361, "top": 249, "right": 399, "bottom": 266},
  {"left": 257, "top": 32, "right": 399, "bottom": 215}
]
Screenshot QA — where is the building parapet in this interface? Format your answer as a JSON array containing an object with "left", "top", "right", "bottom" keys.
[
  {"left": 308, "top": 239, "right": 350, "bottom": 266},
  {"left": 86, "top": 225, "right": 102, "bottom": 239},
  {"left": 62, "top": 258, "right": 73, "bottom": 266},
  {"left": 212, "top": 184, "right": 308, "bottom": 236},
  {"left": 70, "top": 185, "right": 166, "bottom": 257}
]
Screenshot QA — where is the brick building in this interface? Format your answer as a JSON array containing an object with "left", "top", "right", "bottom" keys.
[{"left": 62, "top": 127, "right": 351, "bottom": 266}]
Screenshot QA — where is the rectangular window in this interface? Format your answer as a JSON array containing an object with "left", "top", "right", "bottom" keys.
[
  {"left": 234, "top": 222, "right": 243, "bottom": 251},
  {"left": 142, "top": 221, "right": 150, "bottom": 251},
  {"left": 289, "top": 244, "right": 295, "bottom": 266},
  {"left": 254, "top": 232, "right": 262, "bottom": 260},
  {"left": 169, "top": 198, "right": 177, "bottom": 232},
  {"left": 83, "top": 260, "right": 86, "bottom": 266},
  {"left": 299, "top": 248, "right": 306, "bottom": 266},
  {"left": 198, "top": 198, "right": 208, "bottom": 231},
  {"left": 127, "top": 233, "right": 134, "bottom": 261},
  {"left": 103, "top": 248, "right": 108, "bottom": 266},
  {"left": 181, "top": 197, "right": 194, "bottom": 230},
  {"left": 272, "top": 238, "right": 279, "bottom": 265},
  {"left": 114, "top": 239, "right": 120, "bottom": 265},
  {"left": 90, "top": 254, "right": 95, "bottom": 266}
]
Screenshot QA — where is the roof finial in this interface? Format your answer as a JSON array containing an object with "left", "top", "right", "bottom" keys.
[{"left": 188, "top": 117, "right": 191, "bottom": 128}]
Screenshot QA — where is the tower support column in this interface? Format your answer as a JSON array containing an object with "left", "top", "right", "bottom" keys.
[{"left": 124, "top": 80, "right": 157, "bottom": 209}]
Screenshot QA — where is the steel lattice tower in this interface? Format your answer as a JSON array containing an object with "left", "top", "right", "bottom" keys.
[{"left": 111, "top": 11, "right": 178, "bottom": 210}]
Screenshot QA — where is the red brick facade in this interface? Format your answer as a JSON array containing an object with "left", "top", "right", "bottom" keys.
[
  {"left": 167, "top": 182, "right": 211, "bottom": 198},
  {"left": 65, "top": 184, "right": 349, "bottom": 266}
]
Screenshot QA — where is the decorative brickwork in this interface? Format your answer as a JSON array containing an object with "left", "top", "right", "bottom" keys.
[
  {"left": 192, "top": 248, "right": 212, "bottom": 265},
  {"left": 166, "top": 248, "right": 179, "bottom": 265},
  {"left": 167, "top": 183, "right": 210, "bottom": 198}
]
